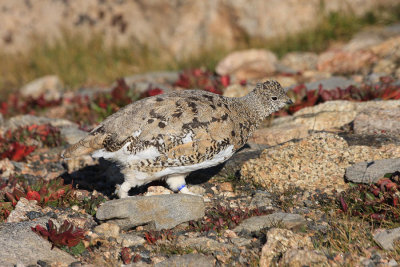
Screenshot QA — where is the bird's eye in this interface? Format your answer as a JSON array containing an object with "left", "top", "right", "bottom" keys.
[{"left": 271, "top": 96, "right": 278, "bottom": 100}]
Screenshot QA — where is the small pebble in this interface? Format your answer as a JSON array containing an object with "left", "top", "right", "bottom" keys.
[
  {"left": 71, "top": 205, "right": 79, "bottom": 211},
  {"left": 389, "top": 259, "right": 398, "bottom": 267},
  {"left": 94, "top": 223, "right": 120, "bottom": 239},
  {"left": 26, "top": 211, "right": 43, "bottom": 220},
  {"left": 45, "top": 211, "right": 57, "bottom": 219}
]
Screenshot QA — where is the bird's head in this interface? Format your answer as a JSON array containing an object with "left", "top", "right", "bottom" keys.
[{"left": 252, "top": 80, "right": 293, "bottom": 115}]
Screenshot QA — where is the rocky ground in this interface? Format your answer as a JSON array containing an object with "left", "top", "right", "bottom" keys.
[{"left": 1, "top": 24, "right": 400, "bottom": 267}]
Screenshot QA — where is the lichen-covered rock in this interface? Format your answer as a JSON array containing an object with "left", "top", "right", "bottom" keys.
[
  {"left": 281, "top": 52, "right": 318, "bottom": 72},
  {"left": 94, "top": 222, "right": 120, "bottom": 239},
  {"left": 251, "top": 100, "right": 400, "bottom": 146},
  {"left": 259, "top": 228, "right": 314, "bottom": 267},
  {"left": 216, "top": 49, "right": 277, "bottom": 80},
  {"left": 242, "top": 132, "right": 400, "bottom": 193},
  {"left": 280, "top": 249, "right": 329, "bottom": 267}
]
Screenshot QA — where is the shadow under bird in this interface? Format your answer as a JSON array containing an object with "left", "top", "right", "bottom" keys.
[{"left": 62, "top": 80, "right": 293, "bottom": 198}]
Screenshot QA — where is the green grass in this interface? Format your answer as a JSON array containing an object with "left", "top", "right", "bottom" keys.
[
  {"left": 0, "top": 5, "right": 400, "bottom": 94},
  {"left": 257, "top": 5, "right": 400, "bottom": 57}
]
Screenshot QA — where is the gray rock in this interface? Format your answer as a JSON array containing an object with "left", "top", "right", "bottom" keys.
[
  {"left": 383, "top": 23, "right": 400, "bottom": 35},
  {"left": 60, "top": 126, "right": 89, "bottom": 145},
  {"left": 178, "top": 236, "right": 233, "bottom": 252},
  {"left": 274, "top": 63, "right": 298, "bottom": 75},
  {"left": 5, "top": 115, "right": 77, "bottom": 131},
  {"left": 304, "top": 76, "right": 357, "bottom": 91},
  {"left": 154, "top": 254, "right": 215, "bottom": 267},
  {"left": 96, "top": 194, "right": 205, "bottom": 230},
  {"left": 6, "top": 197, "right": 41, "bottom": 223},
  {"left": 374, "top": 227, "right": 400, "bottom": 250},
  {"left": 353, "top": 107, "right": 400, "bottom": 136},
  {"left": 5, "top": 115, "right": 84, "bottom": 147},
  {"left": 389, "top": 259, "right": 398, "bottom": 267},
  {"left": 343, "top": 32, "right": 384, "bottom": 52},
  {"left": 366, "top": 72, "right": 390, "bottom": 84},
  {"left": 119, "top": 234, "right": 146, "bottom": 247},
  {"left": 345, "top": 158, "right": 400, "bottom": 184},
  {"left": 234, "top": 212, "right": 306, "bottom": 233},
  {"left": 0, "top": 218, "right": 76, "bottom": 266},
  {"left": 249, "top": 190, "right": 274, "bottom": 210},
  {"left": 231, "top": 237, "right": 252, "bottom": 247},
  {"left": 123, "top": 71, "right": 179, "bottom": 86}
]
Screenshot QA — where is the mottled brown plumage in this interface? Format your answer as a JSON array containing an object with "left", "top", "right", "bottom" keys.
[{"left": 63, "top": 80, "right": 292, "bottom": 197}]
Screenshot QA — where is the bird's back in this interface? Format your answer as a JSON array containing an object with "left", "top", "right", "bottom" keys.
[{"left": 62, "top": 90, "right": 247, "bottom": 170}]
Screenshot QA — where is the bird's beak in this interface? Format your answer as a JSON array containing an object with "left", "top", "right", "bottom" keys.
[{"left": 286, "top": 99, "right": 293, "bottom": 105}]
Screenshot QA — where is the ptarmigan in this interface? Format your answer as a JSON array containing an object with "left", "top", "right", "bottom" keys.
[{"left": 62, "top": 80, "right": 292, "bottom": 198}]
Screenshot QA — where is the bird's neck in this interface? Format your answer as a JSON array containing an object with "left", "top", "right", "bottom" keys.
[
  {"left": 237, "top": 90, "right": 271, "bottom": 124},
  {"left": 223, "top": 92, "right": 271, "bottom": 146}
]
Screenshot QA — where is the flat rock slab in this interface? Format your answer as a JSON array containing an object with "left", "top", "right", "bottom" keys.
[
  {"left": 178, "top": 237, "right": 233, "bottom": 252},
  {"left": 154, "top": 254, "right": 215, "bottom": 267},
  {"left": 96, "top": 194, "right": 205, "bottom": 230},
  {"left": 374, "top": 227, "right": 400, "bottom": 250},
  {"left": 354, "top": 107, "right": 400, "bottom": 136},
  {"left": 345, "top": 158, "right": 400, "bottom": 184},
  {"left": 304, "top": 76, "right": 357, "bottom": 91},
  {"left": 0, "top": 218, "right": 76, "bottom": 266},
  {"left": 234, "top": 212, "right": 306, "bottom": 233},
  {"left": 5, "top": 114, "right": 77, "bottom": 130}
]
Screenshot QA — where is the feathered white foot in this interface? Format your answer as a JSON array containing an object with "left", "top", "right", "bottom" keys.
[
  {"left": 166, "top": 174, "right": 201, "bottom": 196},
  {"left": 178, "top": 185, "right": 201, "bottom": 196},
  {"left": 115, "top": 181, "right": 133, "bottom": 198}
]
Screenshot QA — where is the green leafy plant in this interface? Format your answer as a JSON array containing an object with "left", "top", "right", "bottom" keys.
[{"left": 80, "top": 194, "right": 107, "bottom": 216}]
